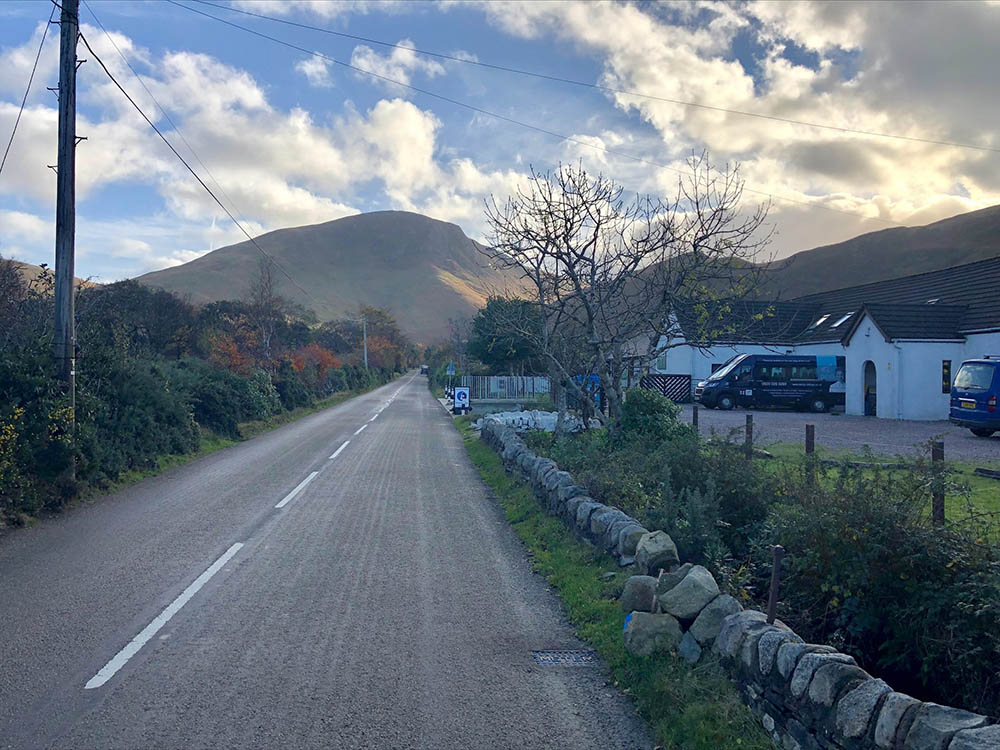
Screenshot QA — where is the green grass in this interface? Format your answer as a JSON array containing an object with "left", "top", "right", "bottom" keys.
[
  {"left": 455, "top": 416, "right": 774, "bottom": 750},
  {"left": 763, "top": 441, "right": 1000, "bottom": 516}
]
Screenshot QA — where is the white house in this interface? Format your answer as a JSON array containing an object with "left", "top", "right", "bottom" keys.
[{"left": 649, "top": 256, "right": 1000, "bottom": 420}]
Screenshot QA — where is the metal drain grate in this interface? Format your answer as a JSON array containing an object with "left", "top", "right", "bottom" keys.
[{"left": 531, "top": 650, "right": 601, "bottom": 667}]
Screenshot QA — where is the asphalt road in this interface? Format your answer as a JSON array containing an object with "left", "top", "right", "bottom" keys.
[{"left": 0, "top": 374, "right": 651, "bottom": 750}]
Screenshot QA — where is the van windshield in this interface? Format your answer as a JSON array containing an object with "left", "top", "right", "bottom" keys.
[
  {"left": 954, "top": 363, "right": 995, "bottom": 390},
  {"left": 707, "top": 354, "right": 747, "bottom": 381}
]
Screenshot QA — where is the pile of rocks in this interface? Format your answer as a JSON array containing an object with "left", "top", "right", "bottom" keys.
[
  {"left": 478, "top": 414, "right": 1000, "bottom": 750},
  {"left": 621, "top": 560, "right": 742, "bottom": 666},
  {"left": 474, "top": 410, "right": 600, "bottom": 434}
]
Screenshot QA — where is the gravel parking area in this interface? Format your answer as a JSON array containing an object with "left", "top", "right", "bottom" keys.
[{"left": 676, "top": 404, "right": 1000, "bottom": 467}]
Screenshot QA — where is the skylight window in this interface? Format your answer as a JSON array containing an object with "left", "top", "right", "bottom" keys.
[
  {"left": 807, "top": 314, "right": 830, "bottom": 330},
  {"left": 831, "top": 312, "right": 855, "bottom": 328}
]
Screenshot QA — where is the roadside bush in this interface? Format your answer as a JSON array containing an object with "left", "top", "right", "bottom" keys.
[{"left": 759, "top": 457, "right": 1000, "bottom": 715}]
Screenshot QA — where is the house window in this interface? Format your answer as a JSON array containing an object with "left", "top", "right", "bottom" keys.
[
  {"left": 655, "top": 354, "right": 668, "bottom": 371},
  {"left": 942, "top": 360, "right": 952, "bottom": 393},
  {"left": 831, "top": 312, "right": 854, "bottom": 328}
]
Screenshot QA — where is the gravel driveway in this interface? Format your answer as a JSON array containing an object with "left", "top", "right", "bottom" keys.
[{"left": 676, "top": 404, "right": 1000, "bottom": 467}]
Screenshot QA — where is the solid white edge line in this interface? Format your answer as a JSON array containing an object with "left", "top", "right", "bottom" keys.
[
  {"left": 353, "top": 424, "right": 367, "bottom": 436},
  {"left": 329, "top": 440, "right": 349, "bottom": 460},
  {"left": 274, "top": 471, "right": 319, "bottom": 509},
  {"left": 84, "top": 542, "right": 244, "bottom": 690}
]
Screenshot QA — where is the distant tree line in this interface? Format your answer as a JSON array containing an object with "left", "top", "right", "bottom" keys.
[{"left": 0, "top": 255, "right": 417, "bottom": 523}]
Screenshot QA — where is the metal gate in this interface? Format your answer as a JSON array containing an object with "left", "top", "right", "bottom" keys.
[{"left": 640, "top": 374, "right": 692, "bottom": 403}]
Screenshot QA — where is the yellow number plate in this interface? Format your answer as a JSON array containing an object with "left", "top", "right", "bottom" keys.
[{"left": 961, "top": 400, "right": 976, "bottom": 409}]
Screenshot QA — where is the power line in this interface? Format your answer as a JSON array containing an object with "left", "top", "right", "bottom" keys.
[
  {"left": 167, "top": 0, "right": 896, "bottom": 226},
  {"left": 0, "top": 4, "right": 56, "bottom": 181},
  {"left": 75, "top": 30, "right": 313, "bottom": 300},
  {"left": 81, "top": 0, "right": 257, "bottom": 251},
  {"left": 191, "top": 0, "right": 1000, "bottom": 156}
]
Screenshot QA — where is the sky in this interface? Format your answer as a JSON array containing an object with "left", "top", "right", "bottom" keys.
[{"left": 1, "top": 0, "right": 999, "bottom": 282}]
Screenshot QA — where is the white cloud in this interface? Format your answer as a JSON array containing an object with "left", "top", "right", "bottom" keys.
[
  {"left": 295, "top": 56, "right": 333, "bottom": 88},
  {"left": 473, "top": 0, "right": 1000, "bottom": 258},
  {"left": 349, "top": 39, "right": 445, "bottom": 92}
]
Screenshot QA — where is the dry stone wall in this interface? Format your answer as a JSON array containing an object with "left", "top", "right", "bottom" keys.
[{"left": 478, "top": 417, "right": 1000, "bottom": 750}]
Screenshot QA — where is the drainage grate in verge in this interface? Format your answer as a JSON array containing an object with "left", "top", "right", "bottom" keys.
[{"left": 531, "top": 650, "right": 601, "bottom": 667}]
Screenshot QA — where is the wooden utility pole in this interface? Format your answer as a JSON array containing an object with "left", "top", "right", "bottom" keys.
[{"left": 54, "top": 0, "right": 79, "bottom": 426}]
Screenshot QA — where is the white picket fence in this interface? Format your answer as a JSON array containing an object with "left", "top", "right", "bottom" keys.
[{"left": 459, "top": 375, "right": 550, "bottom": 401}]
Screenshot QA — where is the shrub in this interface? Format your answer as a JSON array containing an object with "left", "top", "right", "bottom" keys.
[{"left": 759, "top": 456, "right": 1000, "bottom": 715}]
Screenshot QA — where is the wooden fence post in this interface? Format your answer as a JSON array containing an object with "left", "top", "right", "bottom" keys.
[
  {"left": 692, "top": 402, "right": 699, "bottom": 431},
  {"left": 932, "top": 441, "right": 945, "bottom": 526},
  {"left": 766, "top": 545, "right": 784, "bottom": 625},
  {"left": 745, "top": 414, "right": 753, "bottom": 459}
]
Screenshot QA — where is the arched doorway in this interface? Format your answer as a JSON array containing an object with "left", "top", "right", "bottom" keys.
[{"left": 863, "top": 360, "right": 877, "bottom": 416}]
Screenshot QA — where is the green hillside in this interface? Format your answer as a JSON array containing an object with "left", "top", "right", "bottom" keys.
[
  {"left": 137, "top": 211, "right": 523, "bottom": 343},
  {"left": 766, "top": 204, "right": 1000, "bottom": 298}
]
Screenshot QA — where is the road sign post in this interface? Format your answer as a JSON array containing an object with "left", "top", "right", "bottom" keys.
[{"left": 453, "top": 386, "right": 470, "bottom": 415}]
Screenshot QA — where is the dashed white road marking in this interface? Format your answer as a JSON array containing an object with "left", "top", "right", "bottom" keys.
[
  {"left": 84, "top": 543, "right": 244, "bottom": 690},
  {"left": 353, "top": 424, "right": 367, "bottom": 436},
  {"left": 329, "top": 441, "right": 350, "bottom": 460},
  {"left": 274, "top": 471, "right": 319, "bottom": 509},
  {"left": 369, "top": 413, "right": 378, "bottom": 422}
]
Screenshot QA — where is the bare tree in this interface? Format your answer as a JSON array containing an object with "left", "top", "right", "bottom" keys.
[
  {"left": 244, "top": 256, "right": 285, "bottom": 363},
  {"left": 484, "top": 155, "right": 772, "bottom": 428}
]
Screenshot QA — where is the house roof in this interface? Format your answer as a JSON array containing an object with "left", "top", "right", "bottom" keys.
[
  {"left": 793, "top": 255, "right": 1000, "bottom": 333},
  {"left": 842, "top": 304, "right": 968, "bottom": 342}
]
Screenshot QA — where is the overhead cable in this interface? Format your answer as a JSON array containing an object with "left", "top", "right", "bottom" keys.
[
  {"left": 0, "top": 4, "right": 56, "bottom": 181},
  {"left": 77, "top": 30, "right": 313, "bottom": 299},
  {"left": 191, "top": 0, "right": 1000, "bottom": 156},
  {"left": 167, "top": 0, "right": 896, "bottom": 226}
]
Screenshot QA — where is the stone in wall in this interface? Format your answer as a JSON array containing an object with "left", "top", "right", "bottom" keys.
[
  {"left": 634, "top": 531, "right": 679, "bottom": 576},
  {"left": 620, "top": 576, "right": 658, "bottom": 614},
  {"left": 657, "top": 565, "right": 720, "bottom": 620},
  {"left": 689, "top": 594, "right": 743, "bottom": 645},
  {"left": 623, "top": 611, "right": 682, "bottom": 657}
]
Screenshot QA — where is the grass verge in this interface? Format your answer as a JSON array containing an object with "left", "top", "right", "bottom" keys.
[{"left": 456, "top": 416, "right": 774, "bottom": 750}]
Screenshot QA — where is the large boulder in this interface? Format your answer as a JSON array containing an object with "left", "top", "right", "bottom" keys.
[
  {"left": 655, "top": 563, "right": 693, "bottom": 596},
  {"left": 689, "top": 594, "right": 743, "bottom": 644},
  {"left": 657, "top": 565, "right": 719, "bottom": 620},
  {"left": 623, "top": 611, "right": 682, "bottom": 657},
  {"left": 620, "top": 575, "right": 658, "bottom": 613},
  {"left": 616, "top": 523, "right": 648, "bottom": 558},
  {"left": 634, "top": 531, "right": 679, "bottom": 576}
]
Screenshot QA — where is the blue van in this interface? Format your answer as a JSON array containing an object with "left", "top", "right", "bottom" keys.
[
  {"left": 695, "top": 354, "right": 846, "bottom": 413},
  {"left": 949, "top": 357, "right": 1000, "bottom": 437}
]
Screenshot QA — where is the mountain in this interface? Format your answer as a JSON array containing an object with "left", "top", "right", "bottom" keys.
[
  {"left": 137, "top": 211, "right": 524, "bottom": 343},
  {"left": 765, "top": 204, "right": 1000, "bottom": 299},
  {"left": 9, "top": 259, "right": 97, "bottom": 289}
]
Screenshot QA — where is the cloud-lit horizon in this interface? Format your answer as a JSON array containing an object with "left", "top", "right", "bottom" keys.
[{"left": 1, "top": 0, "right": 998, "bottom": 282}]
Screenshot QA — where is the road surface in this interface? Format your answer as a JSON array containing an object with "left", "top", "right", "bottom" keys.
[{"left": 0, "top": 374, "right": 651, "bottom": 749}]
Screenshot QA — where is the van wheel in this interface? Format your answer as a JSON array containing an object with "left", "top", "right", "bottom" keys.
[
  {"left": 717, "top": 394, "right": 735, "bottom": 410},
  {"left": 809, "top": 398, "right": 828, "bottom": 413},
  {"left": 971, "top": 428, "right": 996, "bottom": 437}
]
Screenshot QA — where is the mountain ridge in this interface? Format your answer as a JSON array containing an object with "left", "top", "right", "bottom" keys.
[{"left": 137, "top": 210, "right": 524, "bottom": 343}]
